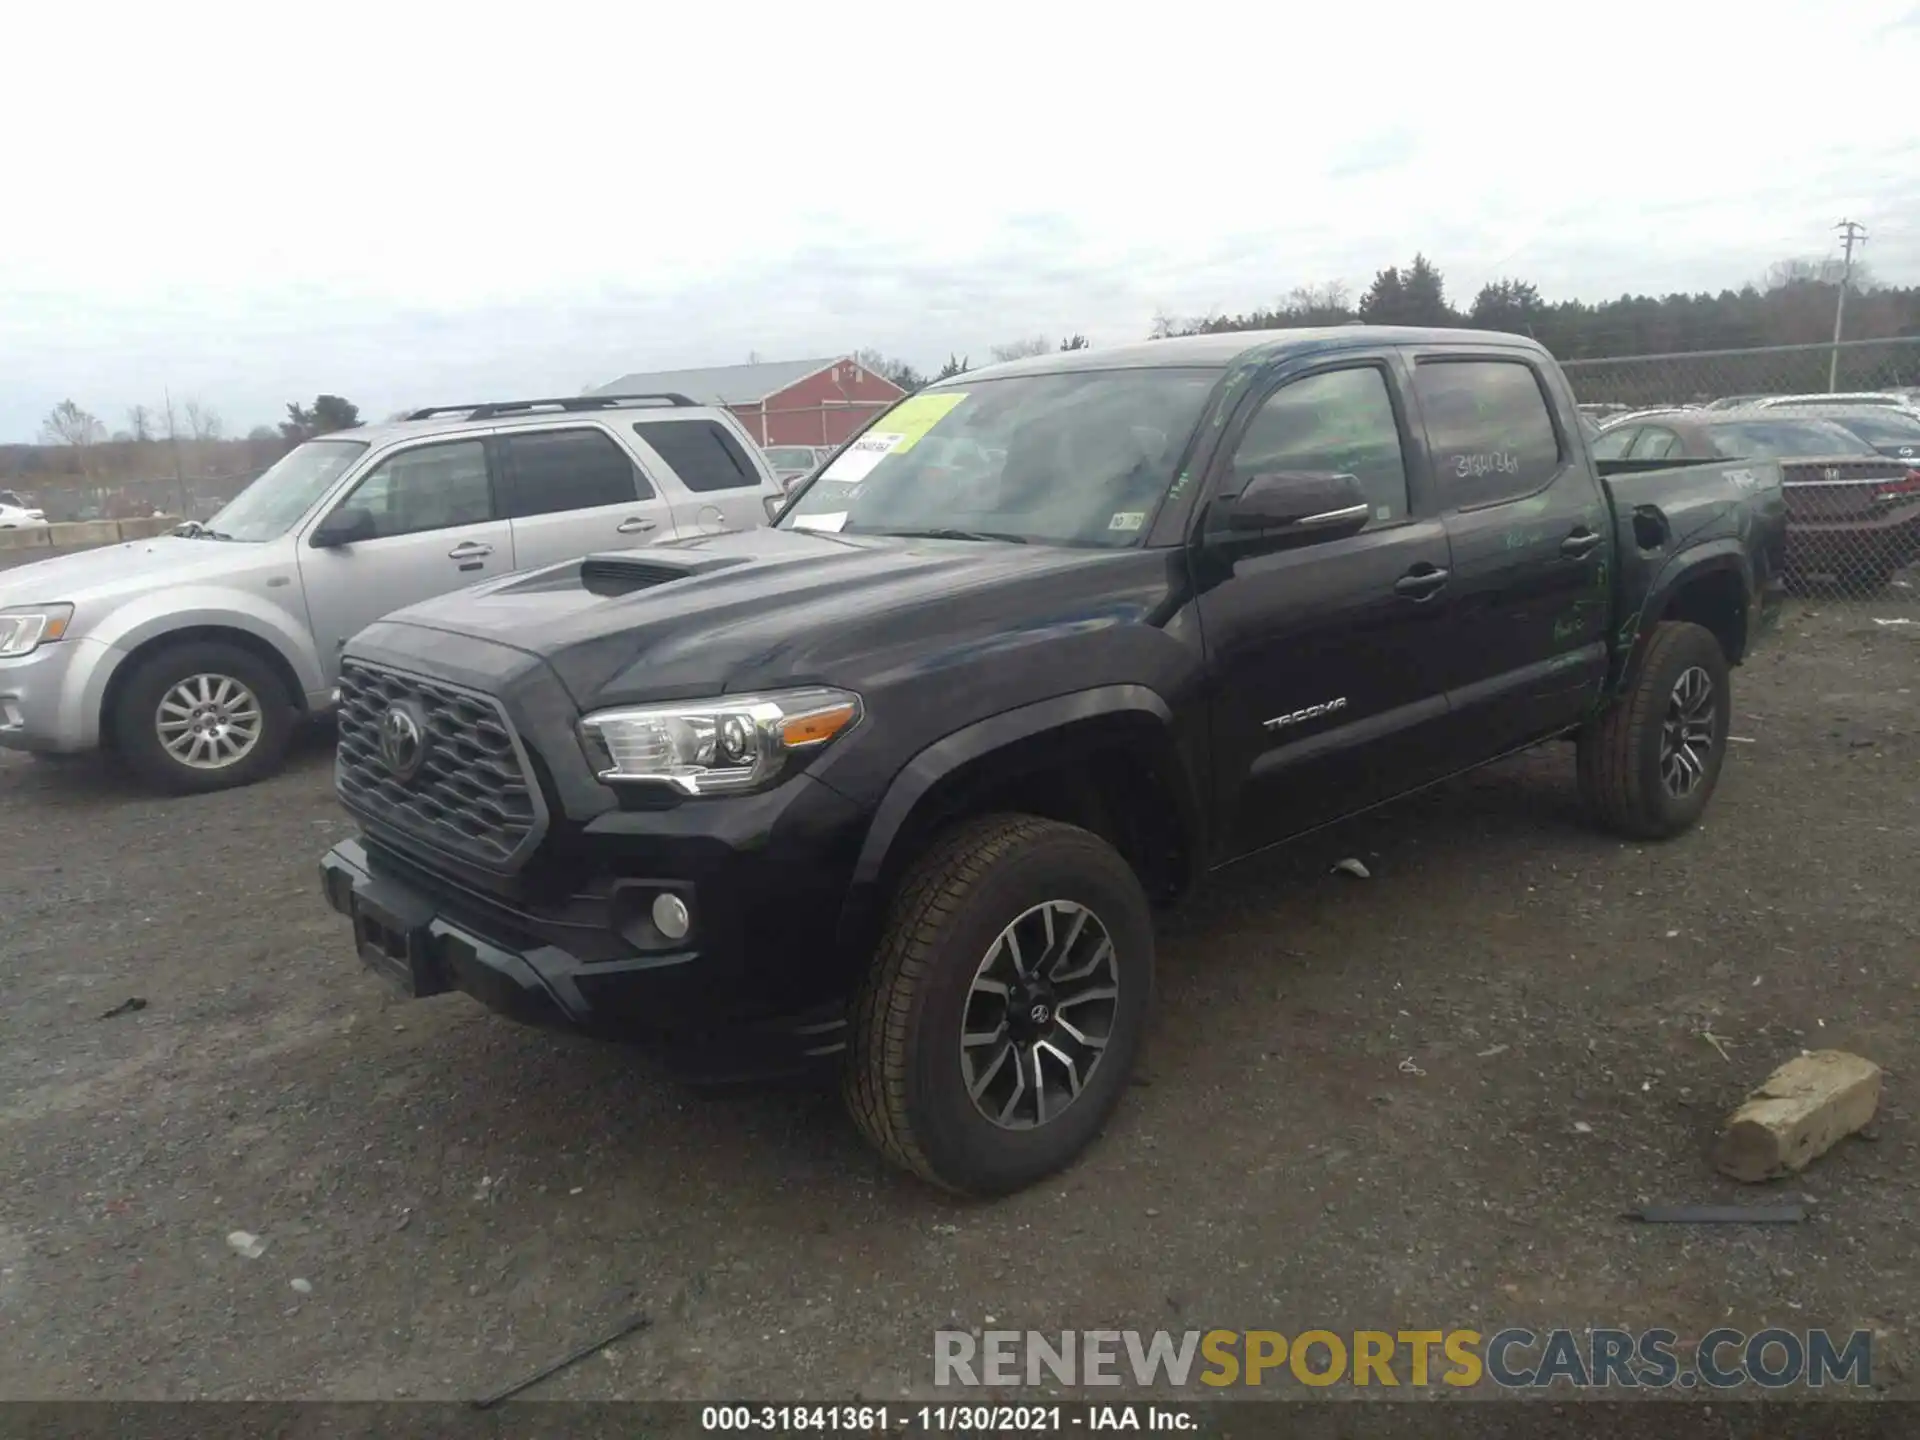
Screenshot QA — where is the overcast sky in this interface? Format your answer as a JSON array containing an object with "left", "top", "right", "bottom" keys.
[{"left": 4, "top": 0, "right": 1917, "bottom": 443}]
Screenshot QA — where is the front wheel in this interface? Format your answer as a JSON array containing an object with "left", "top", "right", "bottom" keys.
[
  {"left": 109, "top": 641, "right": 295, "bottom": 794},
  {"left": 1577, "top": 620, "right": 1732, "bottom": 839},
  {"left": 844, "top": 814, "right": 1154, "bottom": 1195}
]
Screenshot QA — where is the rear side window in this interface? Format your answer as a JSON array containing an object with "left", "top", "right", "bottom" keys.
[
  {"left": 1627, "top": 427, "right": 1680, "bottom": 461},
  {"left": 634, "top": 419, "right": 762, "bottom": 492},
  {"left": 1590, "top": 427, "right": 1636, "bottom": 461},
  {"left": 1413, "top": 359, "right": 1562, "bottom": 508},
  {"left": 501, "top": 429, "right": 647, "bottom": 517}
]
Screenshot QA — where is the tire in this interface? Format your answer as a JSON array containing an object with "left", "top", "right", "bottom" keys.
[
  {"left": 109, "top": 641, "right": 295, "bottom": 794},
  {"left": 844, "top": 814, "right": 1154, "bottom": 1195},
  {"left": 1577, "top": 620, "right": 1731, "bottom": 840}
]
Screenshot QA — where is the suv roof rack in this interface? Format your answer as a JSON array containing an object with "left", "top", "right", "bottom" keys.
[{"left": 403, "top": 393, "right": 698, "bottom": 422}]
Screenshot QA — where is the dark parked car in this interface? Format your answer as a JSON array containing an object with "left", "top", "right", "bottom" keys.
[
  {"left": 1770, "top": 405, "right": 1920, "bottom": 463},
  {"left": 1593, "top": 408, "right": 1920, "bottom": 590},
  {"left": 321, "top": 328, "right": 1786, "bottom": 1194}
]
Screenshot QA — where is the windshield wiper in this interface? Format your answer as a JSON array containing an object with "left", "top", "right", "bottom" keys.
[
  {"left": 868, "top": 527, "right": 1030, "bottom": 545},
  {"left": 175, "top": 521, "right": 235, "bottom": 540}
]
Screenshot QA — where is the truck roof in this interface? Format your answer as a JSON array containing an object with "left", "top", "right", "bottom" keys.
[{"left": 948, "top": 326, "right": 1546, "bottom": 384}]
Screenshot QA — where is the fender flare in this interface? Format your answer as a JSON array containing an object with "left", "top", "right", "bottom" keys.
[
  {"left": 835, "top": 684, "right": 1198, "bottom": 953},
  {"left": 1611, "top": 540, "right": 1755, "bottom": 696}
]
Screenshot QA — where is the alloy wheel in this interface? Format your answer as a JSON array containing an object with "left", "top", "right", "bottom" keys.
[
  {"left": 959, "top": 899, "right": 1119, "bottom": 1130},
  {"left": 1659, "top": 665, "right": 1715, "bottom": 798},
  {"left": 156, "top": 673, "right": 264, "bottom": 770}
]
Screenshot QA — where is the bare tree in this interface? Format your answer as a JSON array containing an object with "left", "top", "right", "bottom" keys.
[
  {"left": 183, "top": 399, "right": 224, "bottom": 442},
  {"left": 126, "top": 404, "right": 155, "bottom": 443},
  {"left": 41, "top": 400, "right": 105, "bottom": 448},
  {"left": 989, "top": 337, "right": 1051, "bottom": 363},
  {"left": 1763, "top": 256, "right": 1879, "bottom": 293}
]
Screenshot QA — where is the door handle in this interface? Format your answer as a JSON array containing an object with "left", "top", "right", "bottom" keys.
[
  {"left": 1560, "top": 529, "right": 1603, "bottom": 559},
  {"left": 616, "top": 517, "right": 657, "bottom": 535},
  {"left": 447, "top": 541, "right": 493, "bottom": 560},
  {"left": 1394, "top": 565, "right": 1450, "bottom": 600}
]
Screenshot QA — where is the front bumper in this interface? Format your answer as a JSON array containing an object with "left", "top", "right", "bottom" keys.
[
  {"left": 0, "top": 636, "right": 118, "bottom": 753},
  {"left": 319, "top": 770, "right": 872, "bottom": 1079}
]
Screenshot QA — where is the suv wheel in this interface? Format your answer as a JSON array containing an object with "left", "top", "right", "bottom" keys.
[
  {"left": 111, "top": 641, "right": 295, "bottom": 794},
  {"left": 845, "top": 814, "right": 1153, "bottom": 1195},
  {"left": 1577, "top": 620, "right": 1731, "bottom": 839}
]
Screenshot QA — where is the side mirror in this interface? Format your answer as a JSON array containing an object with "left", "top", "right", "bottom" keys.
[
  {"left": 310, "top": 506, "right": 376, "bottom": 549},
  {"left": 1216, "top": 471, "right": 1371, "bottom": 548}
]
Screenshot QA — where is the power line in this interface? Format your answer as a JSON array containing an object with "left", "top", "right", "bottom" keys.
[{"left": 1828, "top": 219, "right": 1867, "bottom": 392}]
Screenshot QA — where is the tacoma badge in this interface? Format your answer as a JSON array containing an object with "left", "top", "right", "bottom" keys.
[{"left": 1263, "top": 697, "right": 1348, "bottom": 732}]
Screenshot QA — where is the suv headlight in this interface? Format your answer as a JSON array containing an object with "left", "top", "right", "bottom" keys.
[
  {"left": 0, "top": 604, "right": 73, "bottom": 659},
  {"left": 579, "top": 687, "right": 862, "bottom": 795}
]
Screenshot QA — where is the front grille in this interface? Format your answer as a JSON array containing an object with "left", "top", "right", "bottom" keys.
[{"left": 335, "top": 661, "right": 545, "bottom": 870}]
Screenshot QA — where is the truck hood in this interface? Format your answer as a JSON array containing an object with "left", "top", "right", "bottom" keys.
[
  {"left": 377, "top": 526, "right": 1169, "bottom": 709},
  {"left": 0, "top": 536, "right": 277, "bottom": 608}
]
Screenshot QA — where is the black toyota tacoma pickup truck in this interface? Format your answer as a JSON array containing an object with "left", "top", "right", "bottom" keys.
[{"left": 320, "top": 327, "right": 1786, "bottom": 1195}]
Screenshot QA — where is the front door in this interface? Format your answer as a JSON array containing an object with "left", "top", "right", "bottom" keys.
[
  {"left": 1193, "top": 357, "right": 1461, "bottom": 861},
  {"left": 297, "top": 437, "right": 515, "bottom": 680}
]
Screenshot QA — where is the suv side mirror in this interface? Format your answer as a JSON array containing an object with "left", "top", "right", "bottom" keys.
[
  {"left": 1215, "top": 471, "right": 1371, "bottom": 549},
  {"left": 310, "top": 506, "right": 377, "bottom": 549}
]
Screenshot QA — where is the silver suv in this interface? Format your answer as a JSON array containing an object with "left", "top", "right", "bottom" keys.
[{"left": 0, "top": 392, "right": 783, "bottom": 792}]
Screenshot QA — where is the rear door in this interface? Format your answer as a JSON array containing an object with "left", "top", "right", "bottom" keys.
[
  {"left": 297, "top": 436, "right": 514, "bottom": 677},
  {"left": 498, "top": 425, "right": 676, "bottom": 570},
  {"left": 1193, "top": 352, "right": 1462, "bottom": 859},
  {"left": 630, "top": 416, "right": 778, "bottom": 535},
  {"left": 1405, "top": 350, "right": 1612, "bottom": 758}
]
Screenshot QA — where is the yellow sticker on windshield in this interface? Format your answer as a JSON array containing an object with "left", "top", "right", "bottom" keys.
[{"left": 880, "top": 392, "right": 968, "bottom": 454}]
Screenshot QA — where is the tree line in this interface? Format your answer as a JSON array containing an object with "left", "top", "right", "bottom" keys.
[
  {"left": 1147, "top": 253, "right": 1919, "bottom": 363},
  {"left": 863, "top": 256, "right": 1917, "bottom": 394},
  {"left": 2, "top": 393, "right": 365, "bottom": 495}
]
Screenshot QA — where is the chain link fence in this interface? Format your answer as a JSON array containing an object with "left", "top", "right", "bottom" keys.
[{"left": 1562, "top": 338, "right": 1920, "bottom": 609}]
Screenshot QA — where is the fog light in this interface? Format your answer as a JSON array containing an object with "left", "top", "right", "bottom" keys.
[{"left": 652, "top": 892, "right": 691, "bottom": 941}]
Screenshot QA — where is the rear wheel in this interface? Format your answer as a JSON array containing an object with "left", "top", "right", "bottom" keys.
[
  {"left": 1577, "top": 620, "right": 1731, "bottom": 839},
  {"left": 844, "top": 814, "right": 1154, "bottom": 1195},
  {"left": 110, "top": 641, "right": 295, "bottom": 794}
]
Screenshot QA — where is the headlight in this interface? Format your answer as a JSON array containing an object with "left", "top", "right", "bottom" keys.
[
  {"left": 579, "top": 687, "right": 862, "bottom": 795},
  {"left": 0, "top": 604, "right": 73, "bottom": 659}
]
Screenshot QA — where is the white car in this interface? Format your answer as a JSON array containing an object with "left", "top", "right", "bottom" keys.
[{"left": 0, "top": 501, "right": 48, "bottom": 530}]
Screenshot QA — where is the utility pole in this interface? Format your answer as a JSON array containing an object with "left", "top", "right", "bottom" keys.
[{"left": 1829, "top": 219, "right": 1867, "bottom": 392}]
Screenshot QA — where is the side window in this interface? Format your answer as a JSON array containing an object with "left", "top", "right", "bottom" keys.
[
  {"left": 1226, "top": 366, "right": 1410, "bottom": 526},
  {"left": 1412, "top": 359, "right": 1563, "bottom": 509},
  {"left": 501, "top": 429, "right": 647, "bottom": 518},
  {"left": 346, "top": 440, "right": 494, "bottom": 538},
  {"left": 1590, "top": 426, "right": 1637, "bottom": 461},
  {"left": 1627, "top": 427, "right": 1679, "bottom": 461},
  {"left": 633, "top": 419, "right": 762, "bottom": 493}
]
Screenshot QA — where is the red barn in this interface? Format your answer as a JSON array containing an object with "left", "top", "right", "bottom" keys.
[{"left": 591, "top": 356, "right": 906, "bottom": 448}]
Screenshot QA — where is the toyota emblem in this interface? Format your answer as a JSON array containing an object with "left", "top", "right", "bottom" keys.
[{"left": 378, "top": 702, "right": 429, "bottom": 782}]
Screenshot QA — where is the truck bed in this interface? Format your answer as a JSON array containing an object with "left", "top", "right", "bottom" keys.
[{"left": 1596, "top": 456, "right": 1789, "bottom": 683}]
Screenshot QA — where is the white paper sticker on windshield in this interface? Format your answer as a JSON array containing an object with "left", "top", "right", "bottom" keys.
[
  {"left": 822, "top": 432, "right": 905, "bottom": 483},
  {"left": 791, "top": 511, "right": 847, "bottom": 533},
  {"left": 1108, "top": 510, "right": 1146, "bottom": 532}
]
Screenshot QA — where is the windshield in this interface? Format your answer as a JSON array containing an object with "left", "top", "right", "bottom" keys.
[
  {"left": 203, "top": 440, "right": 369, "bottom": 541},
  {"left": 765, "top": 446, "right": 819, "bottom": 468},
  {"left": 778, "top": 369, "right": 1218, "bottom": 547},
  {"left": 1817, "top": 412, "right": 1920, "bottom": 447},
  {"left": 1705, "top": 420, "right": 1876, "bottom": 460}
]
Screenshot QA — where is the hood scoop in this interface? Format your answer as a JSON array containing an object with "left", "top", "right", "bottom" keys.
[{"left": 578, "top": 549, "right": 751, "bottom": 597}]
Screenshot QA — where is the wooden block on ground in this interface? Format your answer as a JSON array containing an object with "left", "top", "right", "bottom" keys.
[{"left": 1714, "top": 1050, "right": 1882, "bottom": 1183}]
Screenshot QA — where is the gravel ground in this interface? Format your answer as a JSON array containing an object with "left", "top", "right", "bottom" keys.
[{"left": 0, "top": 604, "right": 1915, "bottom": 1404}]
